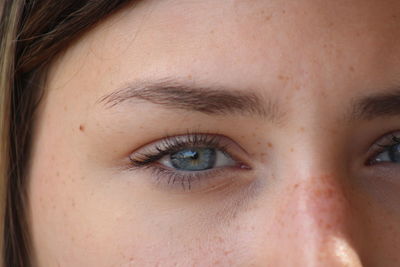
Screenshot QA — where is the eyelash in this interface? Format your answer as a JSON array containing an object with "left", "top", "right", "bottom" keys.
[
  {"left": 368, "top": 133, "right": 400, "bottom": 165},
  {"left": 130, "top": 134, "right": 226, "bottom": 165},
  {"left": 129, "top": 133, "right": 244, "bottom": 191},
  {"left": 378, "top": 135, "right": 400, "bottom": 148}
]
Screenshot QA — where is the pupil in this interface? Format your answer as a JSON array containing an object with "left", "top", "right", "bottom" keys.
[
  {"left": 191, "top": 152, "right": 199, "bottom": 160},
  {"left": 170, "top": 148, "right": 216, "bottom": 171},
  {"left": 389, "top": 144, "right": 400, "bottom": 163}
]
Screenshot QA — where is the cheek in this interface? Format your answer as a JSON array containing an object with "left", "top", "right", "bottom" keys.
[
  {"left": 27, "top": 139, "right": 247, "bottom": 266},
  {"left": 26, "top": 118, "right": 125, "bottom": 265},
  {"left": 27, "top": 172, "right": 249, "bottom": 266}
]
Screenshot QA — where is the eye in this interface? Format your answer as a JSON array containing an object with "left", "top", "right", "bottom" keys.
[
  {"left": 369, "top": 134, "right": 400, "bottom": 165},
  {"left": 128, "top": 134, "right": 250, "bottom": 191},
  {"left": 159, "top": 148, "right": 235, "bottom": 171}
]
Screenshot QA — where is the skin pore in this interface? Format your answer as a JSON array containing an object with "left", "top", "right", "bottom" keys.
[{"left": 27, "top": 0, "right": 400, "bottom": 266}]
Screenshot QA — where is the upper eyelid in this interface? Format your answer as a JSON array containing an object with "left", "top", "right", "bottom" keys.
[
  {"left": 374, "top": 133, "right": 400, "bottom": 147},
  {"left": 131, "top": 133, "right": 249, "bottom": 155}
]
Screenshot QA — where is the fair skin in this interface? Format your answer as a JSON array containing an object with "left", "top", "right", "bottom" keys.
[{"left": 27, "top": 0, "right": 400, "bottom": 266}]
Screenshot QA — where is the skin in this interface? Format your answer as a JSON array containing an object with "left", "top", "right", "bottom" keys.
[{"left": 27, "top": 0, "right": 400, "bottom": 266}]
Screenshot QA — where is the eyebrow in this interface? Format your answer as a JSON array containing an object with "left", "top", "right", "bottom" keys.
[
  {"left": 99, "top": 78, "right": 400, "bottom": 123},
  {"left": 352, "top": 89, "right": 400, "bottom": 121},
  {"left": 99, "top": 78, "right": 281, "bottom": 121}
]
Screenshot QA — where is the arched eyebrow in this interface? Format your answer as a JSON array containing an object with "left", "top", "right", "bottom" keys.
[
  {"left": 351, "top": 89, "right": 400, "bottom": 121},
  {"left": 98, "top": 78, "right": 400, "bottom": 123},
  {"left": 99, "top": 78, "right": 281, "bottom": 122}
]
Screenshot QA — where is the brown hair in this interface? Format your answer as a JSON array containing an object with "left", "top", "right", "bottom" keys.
[{"left": 0, "top": 1, "right": 133, "bottom": 265}]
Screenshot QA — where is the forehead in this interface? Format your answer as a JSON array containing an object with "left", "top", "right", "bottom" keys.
[{"left": 48, "top": 0, "right": 400, "bottom": 108}]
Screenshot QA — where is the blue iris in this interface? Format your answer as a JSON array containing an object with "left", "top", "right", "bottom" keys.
[
  {"left": 389, "top": 143, "right": 400, "bottom": 162},
  {"left": 170, "top": 148, "right": 216, "bottom": 171}
]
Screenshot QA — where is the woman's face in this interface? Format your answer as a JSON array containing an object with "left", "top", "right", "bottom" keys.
[{"left": 27, "top": 0, "right": 400, "bottom": 266}]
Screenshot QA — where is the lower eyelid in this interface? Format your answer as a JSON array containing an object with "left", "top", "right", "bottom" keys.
[
  {"left": 142, "top": 163, "right": 251, "bottom": 193},
  {"left": 150, "top": 166, "right": 228, "bottom": 191}
]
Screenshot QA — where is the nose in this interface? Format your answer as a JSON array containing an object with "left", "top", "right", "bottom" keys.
[{"left": 254, "top": 173, "right": 363, "bottom": 266}]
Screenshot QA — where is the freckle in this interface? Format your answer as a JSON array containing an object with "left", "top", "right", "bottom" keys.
[
  {"left": 268, "top": 142, "right": 273, "bottom": 148},
  {"left": 256, "top": 141, "right": 261, "bottom": 145},
  {"left": 79, "top": 124, "right": 85, "bottom": 132},
  {"left": 293, "top": 184, "right": 299, "bottom": 189},
  {"left": 314, "top": 189, "right": 321, "bottom": 196},
  {"left": 64, "top": 105, "right": 68, "bottom": 111},
  {"left": 278, "top": 74, "right": 289, "bottom": 81},
  {"left": 224, "top": 249, "right": 233, "bottom": 256},
  {"left": 299, "top": 127, "right": 305, "bottom": 132},
  {"left": 265, "top": 15, "right": 272, "bottom": 21},
  {"left": 282, "top": 9, "right": 286, "bottom": 14},
  {"left": 187, "top": 74, "right": 193, "bottom": 79},
  {"left": 349, "top": 66, "right": 355, "bottom": 72},
  {"left": 326, "top": 188, "right": 334, "bottom": 198},
  {"left": 56, "top": 171, "right": 60, "bottom": 177},
  {"left": 290, "top": 148, "right": 294, "bottom": 152}
]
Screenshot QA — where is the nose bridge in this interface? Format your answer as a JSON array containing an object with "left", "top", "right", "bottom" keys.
[
  {"left": 274, "top": 172, "right": 362, "bottom": 266},
  {"left": 253, "top": 97, "right": 365, "bottom": 264}
]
